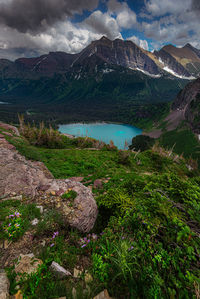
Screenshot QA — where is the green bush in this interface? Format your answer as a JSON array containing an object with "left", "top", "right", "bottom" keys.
[
  {"left": 129, "top": 135, "right": 155, "bottom": 151},
  {"left": 93, "top": 172, "right": 200, "bottom": 298},
  {"left": 117, "top": 150, "right": 131, "bottom": 165}
]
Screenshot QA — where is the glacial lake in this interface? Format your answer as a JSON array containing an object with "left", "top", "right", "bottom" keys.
[{"left": 59, "top": 123, "right": 142, "bottom": 149}]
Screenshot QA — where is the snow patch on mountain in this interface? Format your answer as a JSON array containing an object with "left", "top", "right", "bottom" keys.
[
  {"left": 163, "top": 66, "right": 195, "bottom": 80},
  {"left": 102, "top": 68, "right": 114, "bottom": 74},
  {"left": 129, "top": 67, "right": 161, "bottom": 78}
]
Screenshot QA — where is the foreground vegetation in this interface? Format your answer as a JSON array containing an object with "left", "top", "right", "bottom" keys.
[{"left": 1, "top": 123, "right": 200, "bottom": 298}]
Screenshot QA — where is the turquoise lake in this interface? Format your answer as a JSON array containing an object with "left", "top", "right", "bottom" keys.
[{"left": 59, "top": 123, "right": 142, "bottom": 149}]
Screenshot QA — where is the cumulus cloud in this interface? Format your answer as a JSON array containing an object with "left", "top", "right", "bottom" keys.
[
  {"left": 116, "top": 10, "right": 137, "bottom": 29},
  {"left": 191, "top": 0, "right": 200, "bottom": 14},
  {"left": 142, "top": 0, "right": 200, "bottom": 49},
  {"left": 1, "top": 0, "right": 200, "bottom": 61},
  {"left": 108, "top": 0, "right": 137, "bottom": 29},
  {"left": 0, "top": 20, "right": 103, "bottom": 60},
  {"left": 127, "top": 35, "right": 149, "bottom": 51},
  {"left": 0, "top": 0, "right": 127, "bottom": 60},
  {"left": 145, "top": 0, "right": 191, "bottom": 16},
  {"left": 0, "top": 0, "right": 99, "bottom": 33},
  {"left": 83, "top": 10, "right": 121, "bottom": 40}
]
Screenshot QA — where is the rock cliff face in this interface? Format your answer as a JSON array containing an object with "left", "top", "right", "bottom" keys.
[
  {"left": 171, "top": 77, "right": 200, "bottom": 133},
  {"left": 160, "top": 44, "right": 200, "bottom": 77},
  {"left": 172, "top": 77, "right": 200, "bottom": 110},
  {"left": 0, "top": 124, "right": 98, "bottom": 232},
  {"left": 75, "top": 36, "right": 160, "bottom": 75},
  {"left": 154, "top": 49, "right": 191, "bottom": 78}
]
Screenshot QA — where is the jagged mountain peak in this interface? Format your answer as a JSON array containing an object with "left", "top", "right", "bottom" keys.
[
  {"left": 99, "top": 36, "right": 111, "bottom": 42},
  {"left": 183, "top": 43, "right": 193, "bottom": 48},
  {"left": 0, "top": 36, "right": 200, "bottom": 80}
]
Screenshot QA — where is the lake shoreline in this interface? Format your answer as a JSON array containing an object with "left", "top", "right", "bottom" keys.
[{"left": 59, "top": 123, "right": 142, "bottom": 150}]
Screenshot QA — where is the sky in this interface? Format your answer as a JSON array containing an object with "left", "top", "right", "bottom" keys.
[{"left": 0, "top": 0, "right": 199, "bottom": 60}]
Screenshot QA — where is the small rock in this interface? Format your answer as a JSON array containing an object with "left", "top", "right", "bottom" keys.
[
  {"left": 56, "top": 203, "right": 61, "bottom": 208},
  {"left": 41, "top": 240, "right": 46, "bottom": 247},
  {"left": 73, "top": 268, "right": 83, "bottom": 278},
  {"left": 39, "top": 185, "right": 51, "bottom": 192},
  {"left": 85, "top": 272, "right": 93, "bottom": 283},
  {"left": 2, "top": 195, "right": 22, "bottom": 201},
  {"left": 93, "top": 179, "right": 103, "bottom": 189},
  {"left": 3, "top": 240, "right": 10, "bottom": 249},
  {"left": 56, "top": 189, "right": 65, "bottom": 196},
  {"left": 31, "top": 218, "right": 39, "bottom": 226},
  {"left": 62, "top": 205, "right": 73, "bottom": 215},
  {"left": 15, "top": 254, "right": 42, "bottom": 280},
  {"left": 70, "top": 177, "right": 84, "bottom": 182},
  {"left": 0, "top": 269, "right": 10, "bottom": 299},
  {"left": 50, "top": 262, "right": 72, "bottom": 279},
  {"left": 36, "top": 205, "right": 44, "bottom": 214},
  {"left": 93, "top": 289, "right": 113, "bottom": 299}
]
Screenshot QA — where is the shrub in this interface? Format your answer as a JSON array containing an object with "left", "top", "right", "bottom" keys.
[
  {"left": 18, "top": 115, "right": 75, "bottom": 149},
  {"left": 118, "top": 150, "right": 131, "bottom": 165},
  {"left": 129, "top": 135, "right": 155, "bottom": 151}
]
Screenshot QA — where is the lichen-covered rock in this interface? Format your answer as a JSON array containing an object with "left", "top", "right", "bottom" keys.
[
  {"left": 0, "top": 122, "right": 20, "bottom": 136},
  {"left": 93, "top": 289, "right": 113, "bottom": 299},
  {"left": 43, "top": 179, "right": 98, "bottom": 232},
  {"left": 0, "top": 123, "right": 98, "bottom": 232},
  {"left": 15, "top": 254, "right": 43, "bottom": 279},
  {"left": 0, "top": 270, "right": 10, "bottom": 299},
  {"left": 0, "top": 146, "right": 53, "bottom": 197}
]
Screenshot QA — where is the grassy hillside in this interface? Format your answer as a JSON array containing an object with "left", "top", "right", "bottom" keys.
[
  {"left": 0, "top": 69, "right": 187, "bottom": 127},
  {"left": 1, "top": 124, "right": 200, "bottom": 298},
  {"left": 159, "top": 128, "right": 200, "bottom": 166}
]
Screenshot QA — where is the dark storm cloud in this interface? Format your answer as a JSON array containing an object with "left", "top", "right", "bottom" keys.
[
  {"left": 0, "top": 47, "right": 41, "bottom": 60},
  {"left": 0, "top": 0, "right": 99, "bottom": 33},
  {"left": 191, "top": 0, "right": 200, "bottom": 13}
]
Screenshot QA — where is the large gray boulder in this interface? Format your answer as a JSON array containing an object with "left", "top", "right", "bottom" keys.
[
  {"left": 0, "top": 125, "right": 98, "bottom": 232},
  {"left": 0, "top": 270, "right": 9, "bottom": 299}
]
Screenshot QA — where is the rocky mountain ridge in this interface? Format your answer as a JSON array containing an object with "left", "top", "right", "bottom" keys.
[
  {"left": 0, "top": 36, "right": 200, "bottom": 80},
  {"left": 171, "top": 77, "right": 200, "bottom": 133}
]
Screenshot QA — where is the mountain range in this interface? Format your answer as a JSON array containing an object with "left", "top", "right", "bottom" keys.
[
  {"left": 0, "top": 36, "right": 200, "bottom": 126},
  {"left": 1, "top": 36, "right": 200, "bottom": 80}
]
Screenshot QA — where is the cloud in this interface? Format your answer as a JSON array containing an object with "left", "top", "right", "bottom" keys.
[
  {"left": 0, "top": 0, "right": 99, "bottom": 33},
  {"left": 141, "top": 0, "right": 200, "bottom": 49},
  {"left": 191, "top": 0, "right": 200, "bottom": 14},
  {"left": 145, "top": 0, "right": 191, "bottom": 16},
  {"left": 83, "top": 10, "right": 121, "bottom": 40},
  {"left": 0, "top": 19, "right": 103, "bottom": 60},
  {"left": 127, "top": 35, "right": 149, "bottom": 50},
  {"left": 107, "top": 0, "right": 137, "bottom": 29},
  {"left": 116, "top": 10, "right": 137, "bottom": 29}
]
